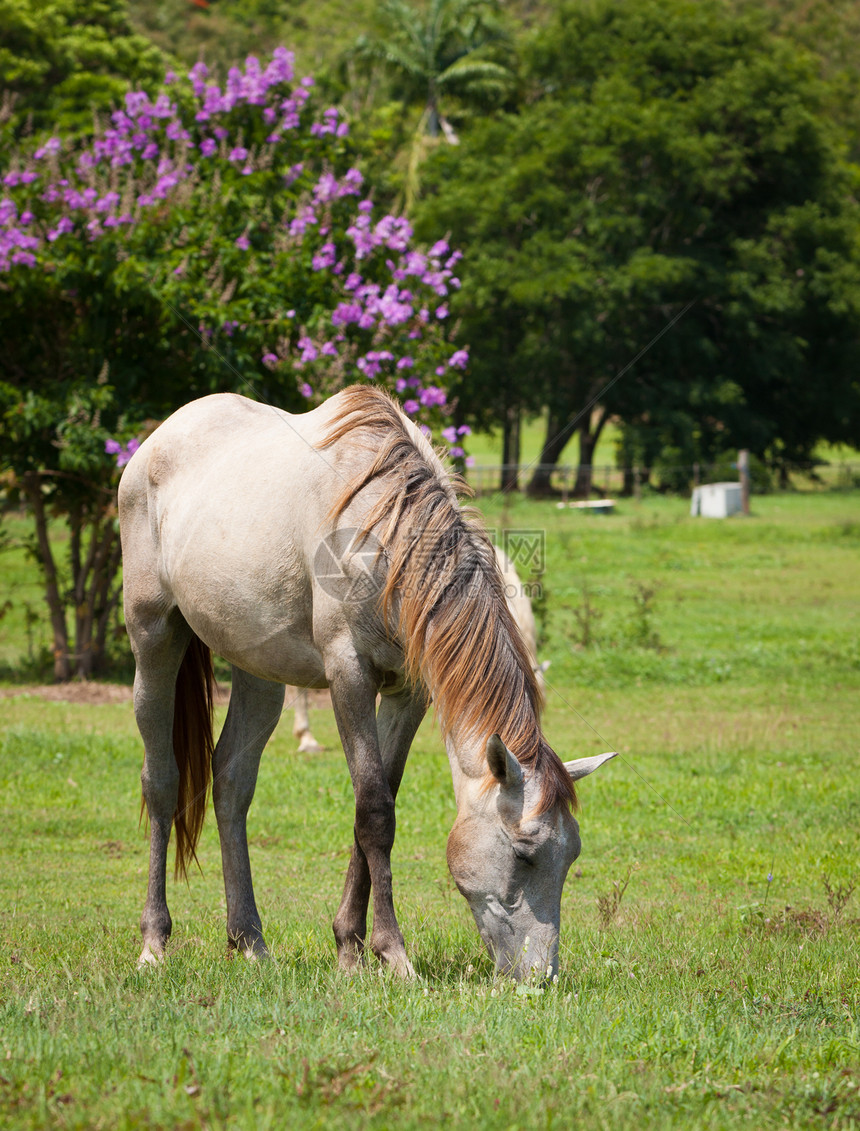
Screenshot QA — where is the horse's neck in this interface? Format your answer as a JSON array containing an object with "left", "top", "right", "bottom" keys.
[{"left": 442, "top": 727, "right": 488, "bottom": 810}]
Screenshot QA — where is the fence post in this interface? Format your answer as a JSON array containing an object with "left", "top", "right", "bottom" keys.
[
  {"left": 738, "top": 449, "right": 750, "bottom": 515},
  {"left": 634, "top": 465, "right": 641, "bottom": 502}
]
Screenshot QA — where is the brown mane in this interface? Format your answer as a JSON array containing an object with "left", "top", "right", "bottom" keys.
[{"left": 320, "top": 385, "right": 577, "bottom": 813}]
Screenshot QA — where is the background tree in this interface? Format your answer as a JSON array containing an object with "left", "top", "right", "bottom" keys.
[
  {"left": 416, "top": 0, "right": 860, "bottom": 493},
  {"left": 0, "top": 0, "right": 168, "bottom": 139},
  {"left": 346, "top": 0, "right": 514, "bottom": 208}
]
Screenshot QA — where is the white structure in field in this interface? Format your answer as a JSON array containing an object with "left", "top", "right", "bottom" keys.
[{"left": 690, "top": 482, "right": 742, "bottom": 518}]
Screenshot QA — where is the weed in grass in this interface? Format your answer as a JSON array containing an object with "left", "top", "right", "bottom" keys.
[
  {"left": 571, "top": 580, "right": 603, "bottom": 649},
  {"left": 628, "top": 580, "right": 663, "bottom": 650},
  {"left": 821, "top": 873, "right": 856, "bottom": 920},
  {"left": 596, "top": 863, "right": 636, "bottom": 928}
]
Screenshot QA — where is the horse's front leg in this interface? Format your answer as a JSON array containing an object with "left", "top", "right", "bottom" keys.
[{"left": 329, "top": 666, "right": 424, "bottom": 976}]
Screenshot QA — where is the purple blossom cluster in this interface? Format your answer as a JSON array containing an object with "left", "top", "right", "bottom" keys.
[
  {"left": 1, "top": 48, "right": 470, "bottom": 457},
  {"left": 105, "top": 437, "right": 140, "bottom": 468},
  {"left": 0, "top": 50, "right": 341, "bottom": 266}
]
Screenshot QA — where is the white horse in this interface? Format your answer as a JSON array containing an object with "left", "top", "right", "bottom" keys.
[{"left": 119, "top": 388, "right": 616, "bottom": 979}]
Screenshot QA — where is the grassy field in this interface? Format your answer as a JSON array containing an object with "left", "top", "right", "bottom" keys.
[{"left": 1, "top": 491, "right": 859, "bottom": 1128}]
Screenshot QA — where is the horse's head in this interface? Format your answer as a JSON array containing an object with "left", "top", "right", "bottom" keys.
[{"left": 446, "top": 735, "right": 617, "bottom": 981}]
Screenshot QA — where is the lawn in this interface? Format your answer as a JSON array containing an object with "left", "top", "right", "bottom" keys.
[{"left": 1, "top": 490, "right": 858, "bottom": 1128}]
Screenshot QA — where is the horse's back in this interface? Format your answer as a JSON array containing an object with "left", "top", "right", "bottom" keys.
[{"left": 118, "top": 394, "right": 347, "bottom": 683}]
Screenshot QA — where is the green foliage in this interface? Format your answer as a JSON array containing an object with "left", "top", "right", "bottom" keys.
[
  {"left": 0, "top": 0, "right": 169, "bottom": 139},
  {"left": 127, "top": 0, "right": 377, "bottom": 76},
  {"left": 416, "top": 0, "right": 860, "bottom": 484}
]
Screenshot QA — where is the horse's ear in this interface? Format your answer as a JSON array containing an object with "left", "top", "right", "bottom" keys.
[
  {"left": 563, "top": 751, "right": 618, "bottom": 780},
  {"left": 486, "top": 734, "right": 523, "bottom": 787}
]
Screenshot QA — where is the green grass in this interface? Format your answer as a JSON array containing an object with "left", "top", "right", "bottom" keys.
[{"left": 1, "top": 491, "right": 859, "bottom": 1128}]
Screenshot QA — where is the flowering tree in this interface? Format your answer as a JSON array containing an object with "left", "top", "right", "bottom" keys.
[{"left": 0, "top": 48, "right": 468, "bottom": 678}]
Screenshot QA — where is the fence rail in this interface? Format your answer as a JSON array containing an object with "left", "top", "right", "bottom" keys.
[{"left": 465, "top": 461, "right": 860, "bottom": 498}]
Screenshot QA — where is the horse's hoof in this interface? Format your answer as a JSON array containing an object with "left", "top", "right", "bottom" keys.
[
  {"left": 392, "top": 957, "right": 416, "bottom": 980},
  {"left": 371, "top": 945, "right": 415, "bottom": 979},
  {"left": 137, "top": 944, "right": 164, "bottom": 969},
  {"left": 227, "top": 933, "right": 269, "bottom": 962},
  {"left": 297, "top": 734, "right": 325, "bottom": 754},
  {"left": 242, "top": 944, "right": 271, "bottom": 962},
  {"left": 336, "top": 942, "right": 366, "bottom": 973}
]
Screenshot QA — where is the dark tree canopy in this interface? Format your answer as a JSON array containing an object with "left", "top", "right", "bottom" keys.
[{"left": 416, "top": 0, "right": 860, "bottom": 491}]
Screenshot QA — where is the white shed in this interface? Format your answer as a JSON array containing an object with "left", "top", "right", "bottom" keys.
[{"left": 690, "top": 482, "right": 742, "bottom": 518}]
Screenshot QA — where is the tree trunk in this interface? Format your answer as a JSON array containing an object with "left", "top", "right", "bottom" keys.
[
  {"left": 72, "top": 517, "right": 118, "bottom": 678},
  {"left": 573, "top": 427, "right": 597, "bottom": 498},
  {"left": 500, "top": 403, "right": 521, "bottom": 492},
  {"left": 92, "top": 534, "right": 123, "bottom": 674},
  {"left": 527, "top": 411, "right": 571, "bottom": 497},
  {"left": 22, "top": 473, "right": 70, "bottom": 681},
  {"left": 573, "top": 410, "right": 609, "bottom": 498}
]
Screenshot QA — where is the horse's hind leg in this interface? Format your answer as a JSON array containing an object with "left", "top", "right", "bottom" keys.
[
  {"left": 133, "top": 608, "right": 193, "bottom": 967},
  {"left": 212, "top": 667, "right": 284, "bottom": 958},
  {"left": 292, "top": 687, "right": 324, "bottom": 753}
]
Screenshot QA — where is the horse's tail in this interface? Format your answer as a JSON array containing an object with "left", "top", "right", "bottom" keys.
[{"left": 172, "top": 633, "right": 215, "bottom": 880}]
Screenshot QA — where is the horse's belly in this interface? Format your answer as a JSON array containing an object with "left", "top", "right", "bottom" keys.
[{"left": 168, "top": 537, "right": 326, "bottom": 686}]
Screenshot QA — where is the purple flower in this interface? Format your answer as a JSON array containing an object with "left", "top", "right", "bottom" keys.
[
  {"left": 435, "top": 304, "right": 449, "bottom": 320},
  {"left": 106, "top": 437, "right": 140, "bottom": 468},
  {"left": 235, "top": 234, "right": 250, "bottom": 250},
  {"left": 312, "top": 242, "right": 337, "bottom": 271},
  {"left": 403, "top": 399, "right": 419, "bottom": 415},
  {"left": 262, "top": 352, "right": 279, "bottom": 368},
  {"left": 442, "top": 426, "right": 458, "bottom": 444},
  {"left": 299, "top": 382, "right": 313, "bottom": 398},
  {"left": 34, "top": 137, "right": 61, "bottom": 160},
  {"left": 448, "top": 349, "right": 469, "bottom": 369},
  {"left": 420, "top": 386, "right": 447, "bottom": 408},
  {"left": 297, "top": 336, "right": 318, "bottom": 364}
]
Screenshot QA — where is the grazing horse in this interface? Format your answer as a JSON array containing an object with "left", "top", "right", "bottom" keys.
[{"left": 119, "top": 388, "right": 616, "bottom": 979}]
